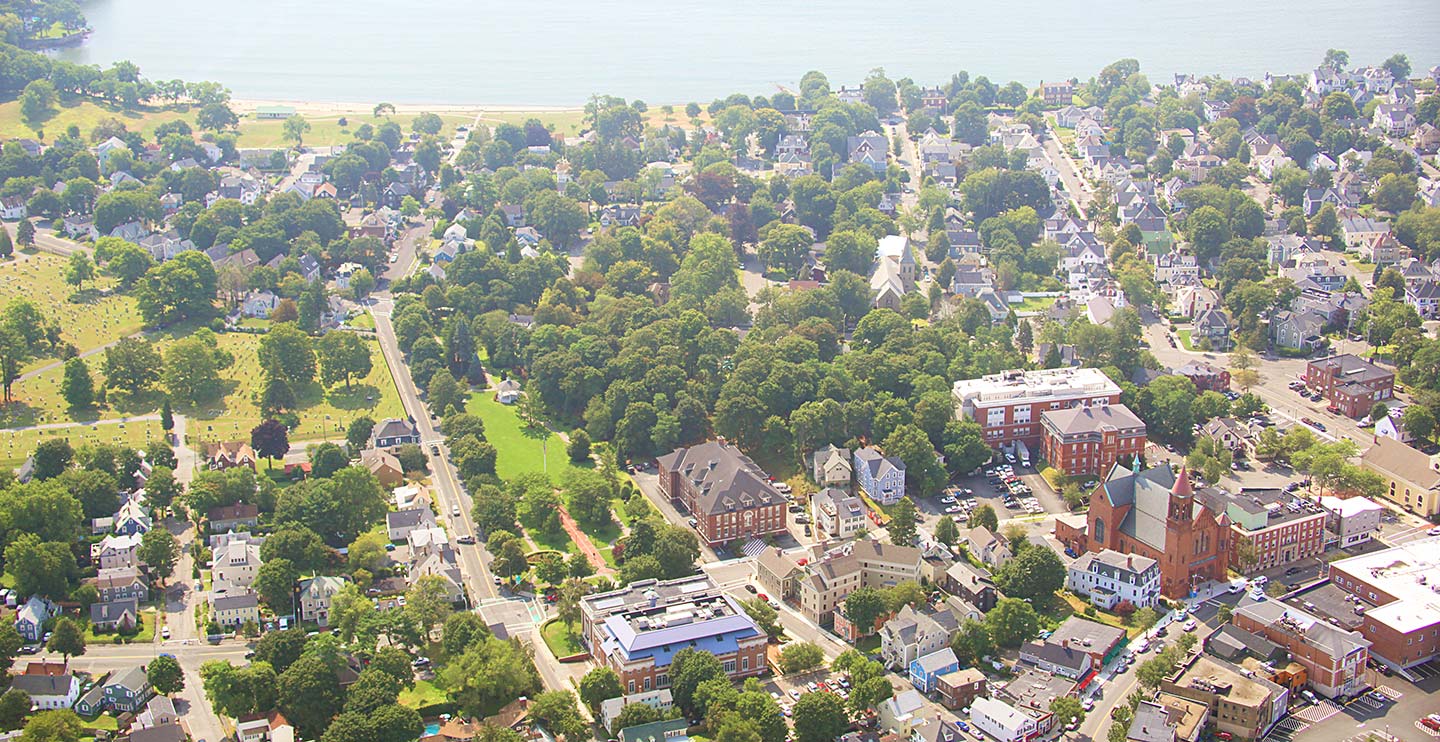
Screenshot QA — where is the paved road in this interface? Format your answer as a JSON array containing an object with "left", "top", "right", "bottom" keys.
[
  {"left": 1042, "top": 122, "right": 1093, "bottom": 213},
  {"left": 31, "top": 641, "right": 245, "bottom": 742}
]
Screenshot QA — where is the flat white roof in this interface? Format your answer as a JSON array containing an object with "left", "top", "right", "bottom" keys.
[
  {"left": 953, "top": 367, "right": 1120, "bottom": 408},
  {"left": 1330, "top": 536, "right": 1440, "bottom": 633},
  {"left": 1318, "top": 496, "right": 1385, "bottom": 518}
]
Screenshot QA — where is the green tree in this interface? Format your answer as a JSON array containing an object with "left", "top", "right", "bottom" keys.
[
  {"left": 17, "top": 710, "right": 82, "bottom": 742},
  {"left": 886, "top": 497, "right": 918, "bottom": 546},
  {"left": 669, "top": 647, "right": 725, "bottom": 717},
  {"left": 138, "top": 527, "right": 180, "bottom": 585},
  {"left": 758, "top": 224, "right": 812, "bottom": 277},
  {"left": 1050, "top": 696, "right": 1084, "bottom": 727},
  {"left": 162, "top": 335, "right": 227, "bottom": 404},
  {"left": 843, "top": 587, "right": 887, "bottom": 636},
  {"left": 5, "top": 534, "right": 75, "bottom": 600},
  {"left": 0, "top": 688, "right": 28, "bottom": 731},
  {"left": 317, "top": 331, "right": 372, "bottom": 389},
  {"left": 347, "top": 416, "right": 375, "bottom": 450},
  {"left": 985, "top": 598, "right": 1039, "bottom": 647},
  {"left": 0, "top": 624, "right": 23, "bottom": 675},
  {"left": 792, "top": 691, "right": 849, "bottom": 742},
  {"left": 282, "top": 115, "right": 312, "bottom": 147},
  {"left": 254, "top": 558, "right": 298, "bottom": 613},
  {"left": 59, "top": 358, "right": 93, "bottom": 410},
  {"left": 147, "top": 654, "right": 185, "bottom": 694},
  {"left": 740, "top": 597, "right": 782, "bottom": 638},
  {"left": 934, "top": 514, "right": 959, "bottom": 546},
  {"left": 276, "top": 653, "right": 344, "bottom": 738},
  {"left": 949, "top": 619, "right": 995, "bottom": 666},
  {"left": 578, "top": 667, "right": 623, "bottom": 714},
  {"left": 779, "top": 642, "right": 825, "bottom": 674},
  {"left": 14, "top": 220, "right": 33, "bottom": 248},
  {"left": 0, "top": 228, "right": 12, "bottom": 259},
  {"left": 969, "top": 504, "right": 998, "bottom": 531},
  {"left": 995, "top": 545, "right": 1065, "bottom": 602},
  {"left": 45, "top": 618, "right": 85, "bottom": 665},
  {"left": 439, "top": 635, "right": 540, "bottom": 718},
  {"left": 63, "top": 252, "right": 95, "bottom": 290}
]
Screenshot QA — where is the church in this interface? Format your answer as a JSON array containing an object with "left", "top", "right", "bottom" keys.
[{"left": 1056, "top": 464, "right": 1230, "bottom": 599}]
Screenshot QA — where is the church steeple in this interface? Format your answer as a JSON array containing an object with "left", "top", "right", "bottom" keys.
[{"left": 1168, "top": 465, "right": 1193, "bottom": 522}]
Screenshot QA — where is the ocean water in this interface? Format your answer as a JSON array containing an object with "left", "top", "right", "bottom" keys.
[{"left": 58, "top": 0, "right": 1440, "bottom": 105}]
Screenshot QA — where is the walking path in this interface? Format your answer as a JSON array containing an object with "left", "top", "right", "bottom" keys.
[{"left": 555, "top": 503, "right": 615, "bottom": 575}]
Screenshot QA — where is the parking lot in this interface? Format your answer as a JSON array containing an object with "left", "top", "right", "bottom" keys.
[
  {"left": 915, "top": 464, "right": 1070, "bottom": 528},
  {"left": 1281, "top": 660, "right": 1440, "bottom": 742}
]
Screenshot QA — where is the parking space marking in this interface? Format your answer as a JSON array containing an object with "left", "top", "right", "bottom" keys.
[
  {"left": 1375, "top": 684, "right": 1403, "bottom": 700},
  {"left": 1291, "top": 701, "right": 1343, "bottom": 723}
]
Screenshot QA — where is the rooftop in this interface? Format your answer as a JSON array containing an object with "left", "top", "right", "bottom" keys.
[
  {"left": 1308, "top": 354, "right": 1392, "bottom": 385},
  {"left": 998, "top": 666, "right": 1076, "bottom": 713},
  {"left": 1172, "top": 655, "right": 1281, "bottom": 707},
  {"left": 1328, "top": 536, "right": 1440, "bottom": 634},
  {"left": 952, "top": 367, "right": 1120, "bottom": 407},
  {"left": 1234, "top": 600, "right": 1369, "bottom": 660},
  {"left": 1040, "top": 403, "right": 1145, "bottom": 437}
]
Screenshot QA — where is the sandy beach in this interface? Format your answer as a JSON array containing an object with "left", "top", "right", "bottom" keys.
[{"left": 229, "top": 98, "right": 587, "bottom": 116}]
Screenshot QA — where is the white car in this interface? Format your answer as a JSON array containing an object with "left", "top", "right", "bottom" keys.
[{"left": 161, "top": 626, "right": 171, "bottom": 639}]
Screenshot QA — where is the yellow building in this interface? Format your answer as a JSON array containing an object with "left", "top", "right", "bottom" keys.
[{"left": 1360, "top": 436, "right": 1440, "bottom": 517}]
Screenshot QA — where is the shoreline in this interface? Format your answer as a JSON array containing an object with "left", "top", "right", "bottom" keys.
[{"left": 228, "top": 98, "right": 590, "bottom": 116}]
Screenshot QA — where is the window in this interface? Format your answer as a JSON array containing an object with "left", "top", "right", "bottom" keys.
[
  {"left": 1094, "top": 517, "right": 1106, "bottom": 544},
  {"left": 723, "top": 660, "right": 736, "bottom": 674}
]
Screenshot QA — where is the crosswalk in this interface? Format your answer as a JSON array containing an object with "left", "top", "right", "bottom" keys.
[
  {"left": 1266, "top": 717, "right": 1310, "bottom": 741},
  {"left": 1291, "top": 699, "right": 1344, "bottom": 723}
]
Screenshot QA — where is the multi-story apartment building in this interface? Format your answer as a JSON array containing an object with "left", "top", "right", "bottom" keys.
[
  {"left": 854, "top": 447, "right": 906, "bottom": 505},
  {"left": 1327, "top": 538, "right": 1440, "bottom": 669},
  {"left": 1231, "top": 602, "right": 1369, "bottom": 699},
  {"left": 1066, "top": 549, "right": 1162, "bottom": 609},
  {"left": 1040, "top": 403, "right": 1147, "bottom": 477},
  {"left": 656, "top": 441, "right": 787, "bottom": 546},
  {"left": 1304, "top": 354, "right": 1394, "bottom": 418},
  {"left": 953, "top": 368, "right": 1122, "bottom": 450},
  {"left": 1317, "top": 496, "right": 1383, "bottom": 549},
  {"left": 579, "top": 575, "right": 767, "bottom": 695},
  {"left": 754, "top": 541, "right": 923, "bottom": 627},
  {"left": 812, "top": 487, "right": 866, "bottom": 540},
  {"left": 1201, "top": 488, "right": 1327, "bottom": 573}
]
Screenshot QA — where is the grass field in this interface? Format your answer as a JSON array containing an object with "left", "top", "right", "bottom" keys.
[
  {"left": 235, "top": 112, "right": 476, "bottom": 148},
  {"left": 1177, "top": 328, "right": 1196, "bottom": 351},
  {"left": 399, "top": 679, "right": 449, "bottom": 709},
  {"left": 83, "top": 607, "right": 158, "bottom": 644},
  {"left": 1012, "top": 295, "right": 1060, "bottom": 314},
  {"left": 0, "top": 99, "right": 192, "bottom": 140},
  {"left": 0, "top": 251, "right": 144, "bottom": 370},
  {"left": 540, "top": 618, "right": 586, "bottom": 657},
  {"left": 465, "top": 393, "right": 583, "bottom": 481}
]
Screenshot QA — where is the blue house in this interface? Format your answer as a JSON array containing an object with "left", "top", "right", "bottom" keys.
[
  {"left": 909, "top": 647, "right": 959, "bottom": 694},
  {"left": 854, "top": 446, "right": 906, "bottom": 506}
]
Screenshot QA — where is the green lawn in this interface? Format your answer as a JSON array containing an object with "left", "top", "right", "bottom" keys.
[
  {"left": 235, "top": 112, "right": 477, "bottom": 148},
  {"left": 1177, "top": 328, "right": 1196, "bottom": 351},
  {"left": 83, "top": 607, "right": 158, "bottom": 644},
  {"left": 0, "top": 251, "right": 145, "bottom": 370},
  {"left": 540, "top": 618, "right": 586, "bottom": 657},
  {"left": 399, "top": 679, "right": 449, "bottom": 709},
  {"left": 1012, "top": 295, "right": 1060, "bottom": 313},
  {"left": 465, "top": 393, "right": 584, "bottom": 481},
  {"left": 0, "top": 99, "right": 194, "bottom": 140},
  {"left": 478, "top": 110, "right": 588, "bottom": 137}
]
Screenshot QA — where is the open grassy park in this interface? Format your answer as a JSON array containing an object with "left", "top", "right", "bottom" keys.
[
  {"left": 465, "top": 393, "right": 584, "bottom": 482},
  {"left": 0, "top": 99, "right": 191, "bottom": 141},
  {"left": 233, "top": 111, "right": 477, "bottom": 148}
]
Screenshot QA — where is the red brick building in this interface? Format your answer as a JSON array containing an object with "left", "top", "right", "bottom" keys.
[
  {"left": 579, "top": 575, "right": 769, "bottom": 694},
  {"left": 1075, "top": 465, "right": 1230, "bottom": 599},
  {"left": 952, "top": 368, "right": 1122, "bottom": 450},
  {"left": 1174, "top": 361, "right": 1231, "bottom": 393},
  {"left": 656, "top": 441, "right": 787, "bottom": 546},
  {"left": 1304, "top": 354, "right": 1394, "bottom": 418},
  {"left": 1199, "top": 487, "right": 1327, "bottom": 573},
  {"left": 1039, "top": 403, "right": 1147, "bottom": 477},
  {"left": 1327, "top": 540, "right": 1440, "bottom": 670}
]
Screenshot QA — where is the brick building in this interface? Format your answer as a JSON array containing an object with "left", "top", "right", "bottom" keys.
[
  {"left": 1063, "top": 465, "right": 1229, "bottom": 599},
  {"left": 1039, "top": 403, "right": 1147, "bottom": 477},
  {"left": 1326, "top": 538, "right": 1440, "bottom": 670},
  {"left": 1160, "top": 655, "right": 1287, "bottom": 742},
  {"left": 1304, "top": 354, "right": 1394, "bottom": 418},
  {"left": 579, "top": 575, "right": 767, "bottom": 694},
  {"left": 754, "top": 541, "right": 923, "bottom": 627},
  {"left": 656, "top": 441, "right": 787, "bottom": 546},
  {"left": 1173, "top": 361, "right": 1231, "bottom": 393},
  {"left": 1231, "top": 602, "right": 1369, "bottom": 699},
  {"left": 953, "top": 367, "right": 1122, "bottom": 451},
  {"left": 1199, "top": 488, "right": 1327, "bottom": 573}
]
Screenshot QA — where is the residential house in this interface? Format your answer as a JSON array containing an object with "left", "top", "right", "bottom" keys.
[
  {"left": 880, "top": 603, "right": 961, "bottom": 671},
  {"left": 599, "top": 690, "right": 673, "bottom": 734},
  {"left": 90, "top": 598, "right": 140, "bottom": 632},
  {"left": 113, "top": 497, "right": 152, "bottom": 535},
  {"left": 1174, "top": 361, "right": 1230, "bottom": 392},
  {"left": 208, "top": 503, "right": 259, "bottom": 532},
  {"left": 1269, "top": 309, "right": 1327, "bottom": 353},
  {"left": 1066, "top": 549, "right": 1162, "bottom": 609},
  {"left": 811, "top": 444, "right": 852, "bottom": 488},
  {"left": 240, "top": 290, "right": 281, "bottom": 319},
  {"left": 909, "top": 648, "right": 960, "bottom": 694},
  {"left": 212, "top": 591, "right": 260, "bottom": 629},
  {"left": 1341, "top": 214, "right": 1390, "bottom": 249},
  {"left": 361, "top": 448, "right": 406, "bottom": 488},
  {"left": 880, "top": 689, "right": 927, "bottom": 736},
  {"left": 943, "top": 560, "right": 999, "bottom": 612},
  {"left": 96, "top": 566, "right": 148, "bottom": 603},
  {"left": 812, "top": 487, "right": 866, "bottom": 540},
  {"left": 11, "top": 672, "right": 79, "bottom": 710},
  {"left": 370, "top": 418, "right": 420, "bottom": 449},
  {"left": 936, "top": 668, "right": 988, "bottom": 711},
  {"left": 91, "top": 532, "right": 142, "bottom": 570},
  {"left": 0, "top": 196, "right": 26, "bottom": 220},
  {"left": 212, "top": 537, "right": 263, "bottom": 590},
  {"left": 1200, "top": 417, "right": 1250, "bottom": 453},
  {"left": 134, "top": 696, "right": 179, "bottom": 730},
  {"left": 387, "top": 507, "right": 437, "bottom": 541},
  {"left": 237, "top": 711, "right": 297, "bottom": 742},
  {"left": 15, "top": 596, "right": 57, "bottom": 642},
  {"left": 1192, "top": 308, "right": 1233, "bottom": 351},
  {"left": 963, "top": 527, "right": 1013, "bottom": 567},
  {"left": 1018, "top": 638, "right": 1094, "bottom": 679},
  {"left": 847, "top": 131, "right": 889, "bottom": 174},
  {"left": 203, "top": 441, "right": 258, "bottom": 471},
  {"left": 299, "top": 576, "right": 346, "bottom": 627},
  {"left": 495, "top": 378, "right": 522, "bottom": 405},
  {"left": 854, "top": 446, "right": 906, "bottom": 506},
  {"left": 1361, "top": 233, "right": 1408, "bottom": 265},
  {"left": 1406, "top": 280, "right": 1440, "bottom": 318},
  {"left": 97, "top": 667, "right": 153, "bottom": 715},
  {"left": 619, "top": 718, "right": 690, "bottom": 742}
]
